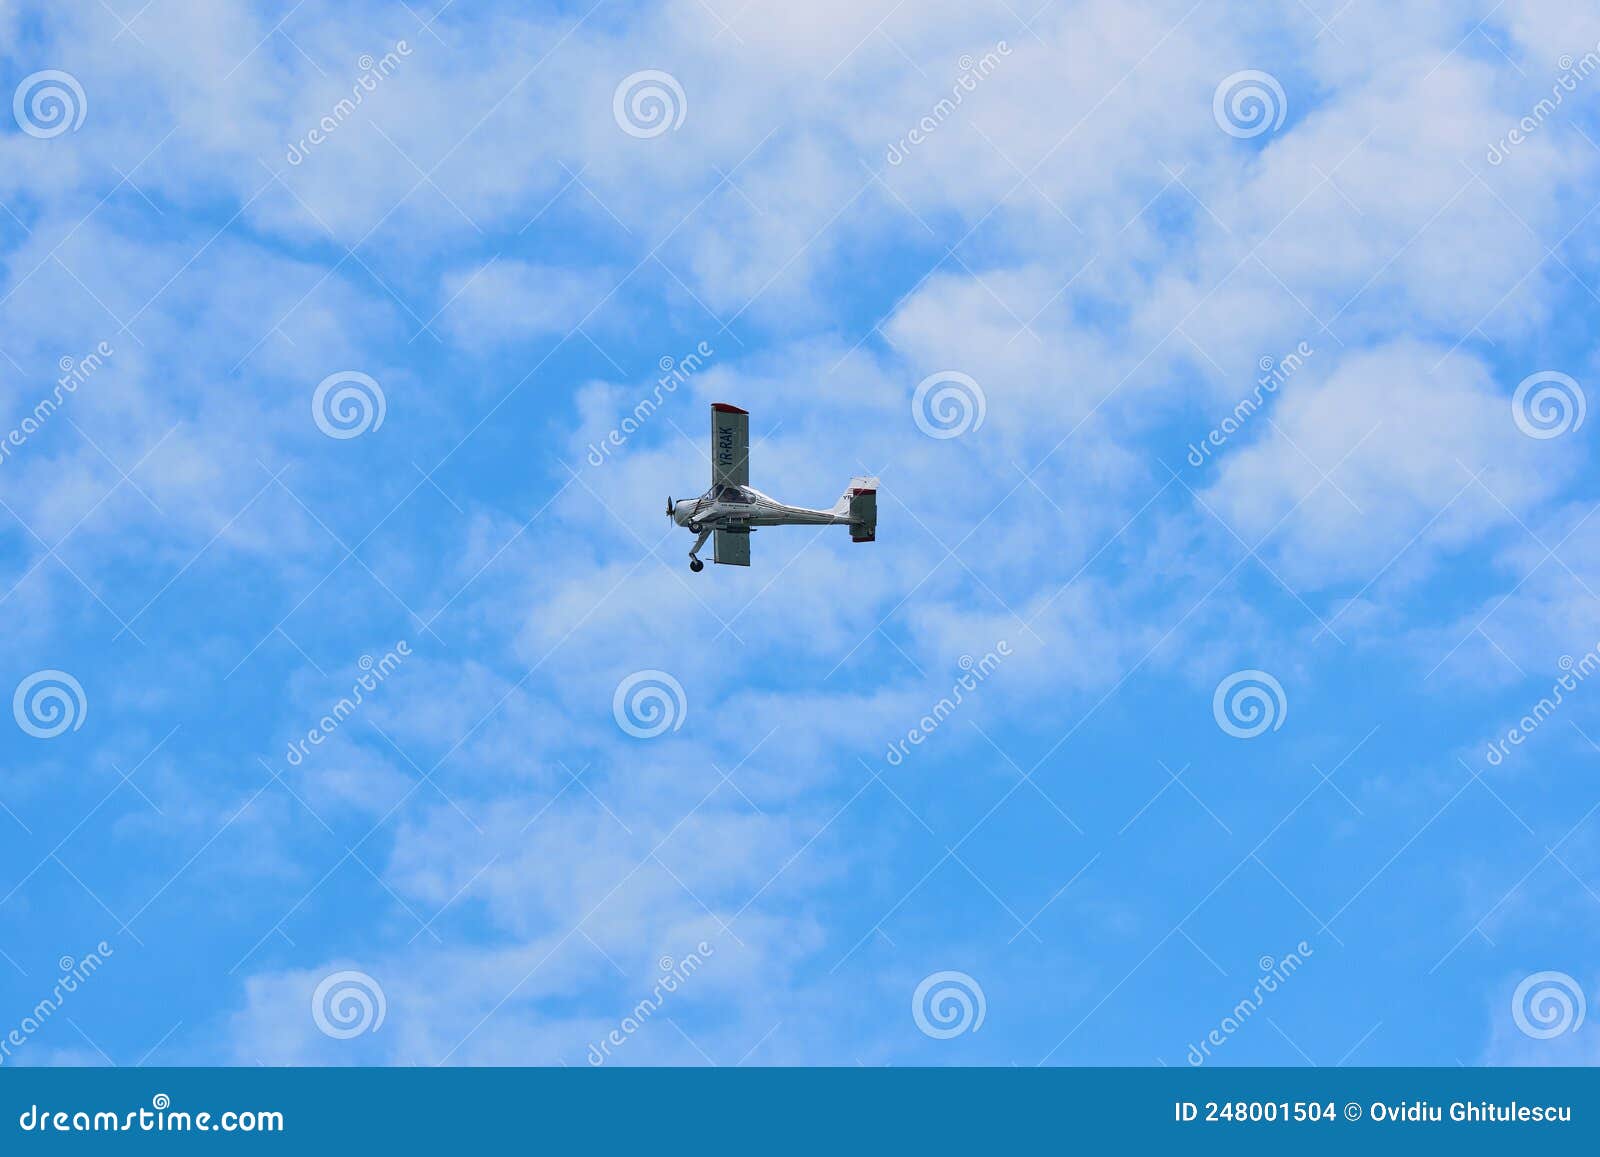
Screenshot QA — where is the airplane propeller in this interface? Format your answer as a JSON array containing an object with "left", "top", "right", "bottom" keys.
[{"left": 666, "top": 496, "right": 675, "bottom": 517}]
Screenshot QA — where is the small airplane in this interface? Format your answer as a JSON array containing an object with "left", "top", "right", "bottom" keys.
[{"left": 668, "top": 403, "right": 878, "bottom": 571}]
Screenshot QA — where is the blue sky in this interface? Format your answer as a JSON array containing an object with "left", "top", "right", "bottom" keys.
[{"left": 1, "top": 0, "right": 1599, "bottom": 1067}]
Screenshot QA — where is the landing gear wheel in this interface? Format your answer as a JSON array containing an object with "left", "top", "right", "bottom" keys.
[
  {"left": 687, "top": 521, "right": 703, "bottom": 533},
  {"left": 689, "top": 558, "right": 704, "bottom": 572}
]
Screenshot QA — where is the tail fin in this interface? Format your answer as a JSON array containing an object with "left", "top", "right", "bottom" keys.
[{"left": 845, "top": 476, "right": 877, "bottom": 543}]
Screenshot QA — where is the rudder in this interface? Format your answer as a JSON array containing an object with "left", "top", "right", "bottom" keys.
[{"left": 848, "top": 477, "right": 877, "bottom": 543}]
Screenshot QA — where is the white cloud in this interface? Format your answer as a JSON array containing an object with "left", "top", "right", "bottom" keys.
[
  {"left": 436, "top": 260, "right": 613, "bottom": 349},
  {"left": 1201, "top": 341, "right": 1577, "bottom": 589}
]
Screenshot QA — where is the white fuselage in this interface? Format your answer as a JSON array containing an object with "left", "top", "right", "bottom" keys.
[{"left": 671, "top": 484, "right": 850, "bottom": 530}]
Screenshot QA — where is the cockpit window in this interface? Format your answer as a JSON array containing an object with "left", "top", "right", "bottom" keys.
[{"left": 713, "top": 484, "right": 750, "bottom": 503}]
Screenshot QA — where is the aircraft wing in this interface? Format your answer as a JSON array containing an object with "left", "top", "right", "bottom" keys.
[
  {"left": 714, "top": 529, "right": 750, "bottom": 566},
  {"left": 710, "top": 403, "right": 749, "bottom": 487}
]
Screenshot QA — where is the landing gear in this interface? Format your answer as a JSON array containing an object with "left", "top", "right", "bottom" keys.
[
  {"left": 687, "top": 520, "right": 703, "bottom": 533},
  {"left": 688, "top": 526, "right": 712, "bottom": 573}
]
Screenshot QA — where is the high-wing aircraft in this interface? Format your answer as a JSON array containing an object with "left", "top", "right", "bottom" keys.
[{"left": 667, "top": 403, "right": 878, "bottom": 572}]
